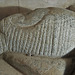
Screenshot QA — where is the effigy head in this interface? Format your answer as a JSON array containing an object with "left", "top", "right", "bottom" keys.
[{"left": 0, "top": 7, "right": 75, "bottom": 57}]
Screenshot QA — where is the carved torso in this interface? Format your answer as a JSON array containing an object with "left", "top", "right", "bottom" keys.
[{"left": 0, "top": 7, "right": 75, "bottom": 57}]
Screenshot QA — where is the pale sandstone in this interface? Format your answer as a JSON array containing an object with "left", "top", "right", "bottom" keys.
[
  {"left": 0, "top": 0, "right": 32, "bottom": 20},
  {"left": 0, "top": 0, "right": 75, "bottom": 9},
  {"left": 0, "top": 1, "right": 75, "bottom": 75},
  {"left": 3, "top": 52, "right": 72, "bottom": 75},
  {"left": 0, "top": 7, "right": 75, "bottom": 57},
  {"left": 0, "top": 7, "right": 75, "bottom": 75},
  {"left": 21, "top": 0, "right": 75, "bottom": 9},
  {"left": 0, "top": 7, "right": 32, "bottom": 20},
  {"left": 0, "top": 0, "right": 75, "bottom": 20},
  {"left": 0, "top": 58, "right": 23, "bottom": 75},
  {"left": 0, "top": 0, "right": 18, "bottom": 7}
]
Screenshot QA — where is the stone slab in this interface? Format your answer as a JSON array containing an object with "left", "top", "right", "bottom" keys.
[
  {"left": 0, "top": 58, "right": 23, "bottom": 75},
  {"left": 3, "top": 52, "right": 72, "bottom": 75}
]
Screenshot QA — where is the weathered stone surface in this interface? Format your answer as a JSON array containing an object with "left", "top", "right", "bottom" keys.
[
  {"left": 0, "top": 0, "right": 75, "bottom": 20},
  {"left": 0, "top": 0, "right": 18, "bottom": 7},
  {"left": 0, "top": 0, "right": 75, "bottom": 9},
  {"left": 3, "top": 52, "right": 72, "bottom": 75},
  {"left": 0, "top": 33, "right": 7, "bottom": 54},
  {"left": 0, "top": 58, "right": 23, "bottom": 75},
  {"left": 19, "top": 0, "right": 75, "bottom": 9},
  {"left": 0, "top": 7, "right": 75, "bottom": 57},
  {"left": 0, "top": 7, "right": 32, "bottom": 20}
]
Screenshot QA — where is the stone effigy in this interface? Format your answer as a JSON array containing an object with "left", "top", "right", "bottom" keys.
[
  {"left": 3, "top": 52, "right": 72, "bottom": 75},
  {"left": 0, "top": 7, "right": 75, "bottom": 57}
]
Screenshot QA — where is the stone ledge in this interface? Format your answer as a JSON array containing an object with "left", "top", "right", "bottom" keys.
[{"left": 3, "top": 52, "right": 72, "bottom": 75}]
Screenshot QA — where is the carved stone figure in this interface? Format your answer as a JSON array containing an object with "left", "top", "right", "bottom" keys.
[{"left": 0, "top": 7, "right": 75, "bottom": 57}]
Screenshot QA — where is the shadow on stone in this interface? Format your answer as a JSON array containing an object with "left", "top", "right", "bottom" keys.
[
  {"left": 66, "top": 5, "right": 75, "bottom": 12},
  {"left": 62, "top": 48, "right": 75, "bottom": 75},
  {"left": 0, "top": 6, "right": 32, "bottom": 20},
  {"left": 64, "top": 58, "right": 75, "bottom": 75},
  {"left": 3, "top": 52, "right": 41, "bottom": 75},
  {"left": 62, "top": 48, "right": 75, "bottom": 58}
]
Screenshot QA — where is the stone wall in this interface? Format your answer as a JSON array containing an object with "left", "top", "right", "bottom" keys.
[
  {"left": 0, "top": 0, "right": 75, "bottom": 20},
  {"left": 0, "top": 0, "right": 75, "bottom": 9}
]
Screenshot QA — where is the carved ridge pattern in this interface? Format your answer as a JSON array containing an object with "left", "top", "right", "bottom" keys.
[{"left": 0, "top": 7, "right": 75, "bottom": 57}]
